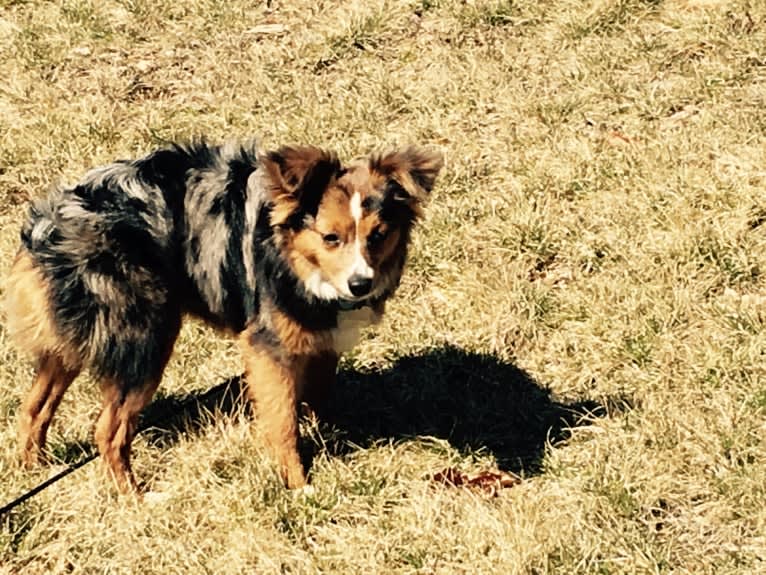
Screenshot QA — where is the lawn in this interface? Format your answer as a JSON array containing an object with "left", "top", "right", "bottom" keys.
[{"left": 0, "top": 0, "right": 765, "bottom": 573}]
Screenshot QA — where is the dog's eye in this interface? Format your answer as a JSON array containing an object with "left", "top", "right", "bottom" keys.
[
  {"left": 322, "top": 233, "right": 341, "bottom": 246},
  {"left": 367, "top": 228, "right": 387, "bottom": 246}
]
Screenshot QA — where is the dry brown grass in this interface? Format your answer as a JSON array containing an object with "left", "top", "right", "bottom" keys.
[{"left": 1, "top": 0, "right": 766, "bottom": 572}]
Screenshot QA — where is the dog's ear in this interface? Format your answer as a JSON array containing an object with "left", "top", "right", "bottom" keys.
[
  {"left": 370, "top": 147, "right": 444, "bottom": 206},
  {"left": 262, "top": 146, "right": 342, "bottom": 226}
]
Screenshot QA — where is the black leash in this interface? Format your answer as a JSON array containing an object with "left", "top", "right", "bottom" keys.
[{"left": 0, "top": 451, "right": 97, "bottom": 517}]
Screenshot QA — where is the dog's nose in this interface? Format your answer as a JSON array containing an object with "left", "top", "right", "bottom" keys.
[{"left": 348, "top": 275, "right": 373, "bottom": 297}]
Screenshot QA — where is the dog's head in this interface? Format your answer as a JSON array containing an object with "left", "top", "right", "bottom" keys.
[{"left": 263, "top": 145, "right": 443, "bottom": 305}]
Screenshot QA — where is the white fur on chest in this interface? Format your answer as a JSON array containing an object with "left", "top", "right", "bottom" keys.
[{"left": 332, "top": 307, "right": 380, "bottom": 353}]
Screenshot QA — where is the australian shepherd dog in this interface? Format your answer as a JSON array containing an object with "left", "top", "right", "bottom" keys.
[{"left": 4, "top": 140, "right": 443, "bottom": 491}]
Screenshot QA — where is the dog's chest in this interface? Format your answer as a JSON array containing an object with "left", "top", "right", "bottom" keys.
[{"left": 331, "top": 307, "right": 379, "bottom": 353}]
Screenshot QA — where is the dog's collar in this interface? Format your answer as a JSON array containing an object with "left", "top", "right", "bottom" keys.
[{"left": 336, "top": 298, "right": 370, "bottom": 311}]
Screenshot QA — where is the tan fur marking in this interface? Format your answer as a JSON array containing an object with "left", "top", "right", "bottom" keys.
[
  {"left": 290, "top": 225, "right": 352, "bottom": 292},
  {"left": 315, "top": 187, "right": 355, "bottom": 240},
  {"left": 18, "top": 354, "right": 80, "bottom": 466},
  {"left": 94, "top": 383, "right": 149, "bottom": 492},
  {"left": 4, "top": 251, "right": 80, "bottom": 370},
  {"left": 269, "top": 196, "right": 300, "bottom": 229},
  {"left": 240, "top": 334, "right": 306, "bottom": 488},
  {"left": 271, "top": 308, "right": 334, "bottom": 356}
]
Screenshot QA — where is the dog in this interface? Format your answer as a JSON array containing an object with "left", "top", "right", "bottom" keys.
[{"left": 4, "top": 139, "right": 443, "bottom": 491}]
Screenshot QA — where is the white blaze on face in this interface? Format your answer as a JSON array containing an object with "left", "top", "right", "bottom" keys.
[
  {"left": 349, "top": 190, "right": 363, "bottom": 222},
  {"left": 348, "top": 192, "right": 374, "bottom": 283}
]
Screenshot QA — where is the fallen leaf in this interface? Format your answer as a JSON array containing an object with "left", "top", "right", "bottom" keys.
[
  {"left": 430, "top": 467, "right": 522, "bottom": 496},
  {"left": 431, "top": 467, "right": 466, "bottom": 487}
]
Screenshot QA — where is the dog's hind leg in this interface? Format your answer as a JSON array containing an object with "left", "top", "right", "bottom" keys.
[
  {"left": 93, "top": 320, "right": 180, "bottom": 494},
  {"left": 6, "top": 251, "right": 82, "bottom": 466},
  {"left": 94, "top": 380, "right": 160, "bottom": 493},
  {"left": 19, "top": 353, "right": 80, "bottom": 466}
]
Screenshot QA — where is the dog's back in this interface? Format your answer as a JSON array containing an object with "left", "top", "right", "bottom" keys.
[{"left": 10, "top": 141, "right": 271, "bottom": 380}]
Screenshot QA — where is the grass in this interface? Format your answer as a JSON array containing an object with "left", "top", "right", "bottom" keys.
[{"left": 1, "top": 0, "right": 765, "bottom": 572}]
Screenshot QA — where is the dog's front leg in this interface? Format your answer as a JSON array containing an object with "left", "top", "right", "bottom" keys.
[{"left": 241, "top": 343, "right": 306, "bottom": 488}]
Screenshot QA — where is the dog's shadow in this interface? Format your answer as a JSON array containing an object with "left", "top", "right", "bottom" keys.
[{"left": 137, "top": 345, "right": 611, "bottom": 475}]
